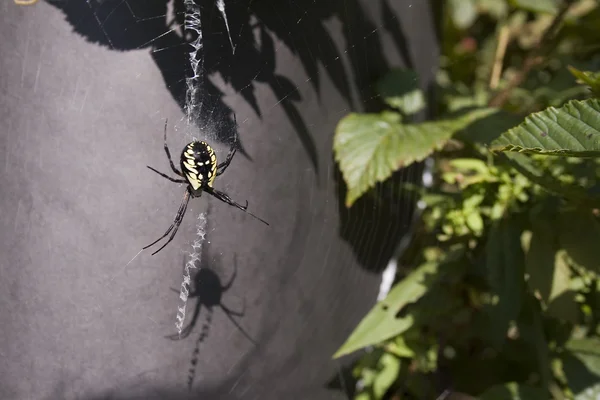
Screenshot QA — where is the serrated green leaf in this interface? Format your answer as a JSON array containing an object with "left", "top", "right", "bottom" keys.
[
  {"left": 509, "top": 0, "right": 558, "bottom": 14},
  {"left": 478, "top": 382, "right": 547, "bottom": 399},
  {"left": 376, "top": 69, "right": 425, "bottom": 115},
  {"left": 558, "top": 210, "right": 600, "bottom": 274},
  {"left": 335, "top": 108, "right": 496, "bottom": 207},
  {"left": 483, "top": 217, "right": 526, "bottom": 348},
  {"left": 568, "top": 66, "right": 600, "bottom": 98},
  {"left": 332, "top": 262, "right": 439, "bottom": 358},
  {"left": 490, "top": 99, "right": 600, "bottom": 156}
]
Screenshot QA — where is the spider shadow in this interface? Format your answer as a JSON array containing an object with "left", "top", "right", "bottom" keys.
[
  {"left": 44, "top": 0, "right": 416, "bottom": 176},
  {"left": 165, "top": 254, "right": 257, "bottom": 390}
]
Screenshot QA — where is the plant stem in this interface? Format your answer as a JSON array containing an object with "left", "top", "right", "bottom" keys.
[{"left": 488, "top": 0, "right": 576, "bottom": 108}]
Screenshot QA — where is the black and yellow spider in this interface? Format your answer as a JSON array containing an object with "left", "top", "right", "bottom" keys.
[{"left": 144, "top": 118, "right": 268, "bottom": 255}]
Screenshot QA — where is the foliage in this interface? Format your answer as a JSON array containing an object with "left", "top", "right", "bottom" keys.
[{"left": 333, "top": 0, "right": 600, "bottom": 398}]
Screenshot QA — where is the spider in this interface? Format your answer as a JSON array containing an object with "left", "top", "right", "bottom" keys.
[{"left": 144, "top": 118, "right": 268, "bottom": 255}]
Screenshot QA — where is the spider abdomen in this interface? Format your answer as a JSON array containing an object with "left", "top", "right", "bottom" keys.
[{"left": 180, "top": 141, "right": 218, "bottom": 191}]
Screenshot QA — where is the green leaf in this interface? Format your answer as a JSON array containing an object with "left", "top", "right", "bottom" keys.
[
  {"left": 335, "top": 108, "right": 496, "bottom": 206},
  {"left": 449, "top": 0, "right": 477, "bottom": 29},
  {"left": 545, "top": 251, "right": 578, "bottom": 322},
  {"left": 478, "top": 382, "right": 547, "bottom": 399},
  {"left": 332, "top": 262, "right": 439, "bottom": 358},
  {"left": 373, "top": 353, "right": 400, "bottom": 398},
  {"left": 558, "top": 210, "right": 600, "bottom": 274},
  {"left": 387, "top": 336, "right": 415, "bottom": 358},
  {"left": 375, "top": 69, "right": 425, "bottom": 115},
  {"left": 568, "top": 66, "right": 600, "bottom": 98},
  {"left": 563, "top": 338, "right": 600, "bottom": 398},
  {"left": 525, "top": 204, "right": 577, "bottom": 322},
  {"left": 483, "top": 217, "right": 526, "bottom": 348},
  {"left": 525, "top": 204, "right": 560, "bottom": 303},
  {"left": 509, "top": 0, "right": 557, "bottom": 14},
  {"left": 490, "top": 99, "right": 600, "bottom": 157}
]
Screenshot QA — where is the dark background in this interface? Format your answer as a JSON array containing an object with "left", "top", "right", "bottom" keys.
[{"left": 0, "top": 1, "right": 438, "bottom": 399}]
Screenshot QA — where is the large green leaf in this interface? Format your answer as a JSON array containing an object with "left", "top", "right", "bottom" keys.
[
  {"left": 335, "top": 108, "right": 495, "bottom": 206},
  {"left": 483, "top": 217, "right": 526, "bottom": 348},
  {"left": 375, "top": 69, "right": 425, "bottom": 116},
  {"left": 478, "top": 382, "right": 547, "bottom": 399},
  {"left": 332, "top": 262, "right": 439, "bottom": 359},
  {"left": 490, "top": 99, "right": 600, "bottom": 156}
]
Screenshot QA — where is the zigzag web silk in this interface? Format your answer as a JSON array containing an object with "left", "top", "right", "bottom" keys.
[{"left": 175, "top": 0, "right": 235, "bottom": 337}]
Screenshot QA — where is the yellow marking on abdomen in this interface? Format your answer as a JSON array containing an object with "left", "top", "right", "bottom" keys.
[
  {"left": 186, "top": 173, "right": 201, "bottom": 190},
  {"left": 183, "top": 161, "right": 198, "bottom": 174}
]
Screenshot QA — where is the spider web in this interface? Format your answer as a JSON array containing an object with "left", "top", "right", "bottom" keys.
[{"left": 0, "top": 0, "right": 437, "bottom": 399}]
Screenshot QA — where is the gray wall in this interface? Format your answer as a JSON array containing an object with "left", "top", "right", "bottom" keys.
[{"left": 0, "top": 1, "right": 438, "bottom": 399}]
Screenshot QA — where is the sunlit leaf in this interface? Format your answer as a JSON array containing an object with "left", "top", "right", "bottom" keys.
[
  {"left": 509, "top": 0, "right": 558, "bottom": 14},
  {"left": 449, "top": 0, "right": 477, "bottom": 29},
  {"left": 545, "top": 251, "right": 578, "bottom": 322},
  {"left": 478, "top": 382, "right": 547, "bottom": 399},
  {"left": 490, "top": 99, "right": 600, "bottom": 157},
  {"left": 386, "top": 336, "right": 415, "bottom": 358},
  {"left": 373, "top": 353, "right": 400, "bottom": 398},
  {"left": 335, "top": 108, "right": 496, "bottom": 206},
  {"left": 376, "top": 69, "right": 425, "bottom": 115},
  {"left": 563, "top": 338, "right": 600, "bottom": 398},
  {"left": 332, "top": 262, "right": 439, "bottom": 358}
]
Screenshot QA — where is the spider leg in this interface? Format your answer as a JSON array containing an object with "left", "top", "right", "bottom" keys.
[
  {"left": 143, "top": 189, "right": 191, "bottom": 255},
  {"left": 147, "top": 166, "right": 187, "bottom": 184},
  {"left": 205, "top": 187, "right": 269, "bottom": 226},
  {"left": 220, "top": 304, "right": 257, "bottom": 346},
  {"left": 163, "top": 119, "right": 185, "bottom": 177},
  {"left": 216, "top": 147, "right": 236, "bottom": 176}
]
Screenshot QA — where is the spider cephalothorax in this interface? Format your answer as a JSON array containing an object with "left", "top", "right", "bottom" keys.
[{"left": 143, "top": 118, "right": 268, "bottom": 255}]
